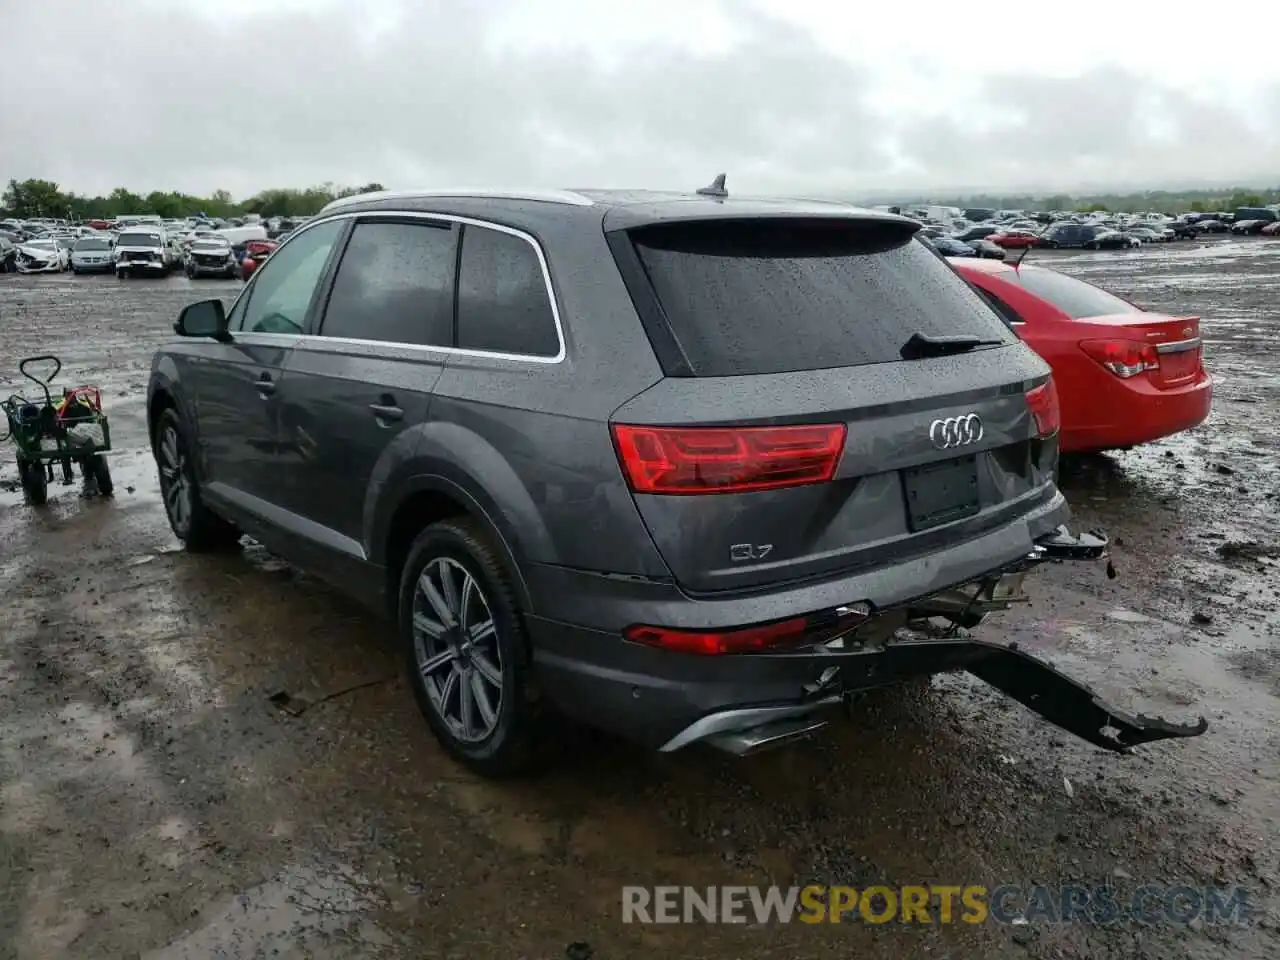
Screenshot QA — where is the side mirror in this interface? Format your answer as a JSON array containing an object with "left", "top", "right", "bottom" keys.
[{"left": 174, "top": 299, "right": 230, "bottom": 341}]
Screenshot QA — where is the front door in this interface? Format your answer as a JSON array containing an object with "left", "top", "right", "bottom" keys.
[{"left": 187, "top": 218, "right": 348, "bottom": 523}]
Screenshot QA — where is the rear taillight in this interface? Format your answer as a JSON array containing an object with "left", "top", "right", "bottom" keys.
[
  {"left": 610, "top": 423, "right": 846, "bottom": 495},
  {"left": 625, "top": 618, "right": 810, "bottom": 655},
  {"left": 1025, "top": 379, "right": 1060, "bottom": 437},
  {"left": 625, "top": 604, "right": 870, "bottom": 655},
  {"left": 1079, "top": 339, "right": 1159, "bottom": 378}
]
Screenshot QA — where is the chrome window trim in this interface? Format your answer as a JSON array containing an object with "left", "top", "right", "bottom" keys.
[
  {"left": 1154, "top": 337, "right": 1201, "bottom": 355},
  {"left": 320, "top": 188, "right": 594, "bottom": 213},
  {"left": 227, "top": 210, "right": 567, "bottom": 364}
]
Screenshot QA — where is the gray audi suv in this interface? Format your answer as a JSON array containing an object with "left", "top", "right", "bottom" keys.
[{"left": 147, "top": 183, "right": 1205, "bottom": 776}]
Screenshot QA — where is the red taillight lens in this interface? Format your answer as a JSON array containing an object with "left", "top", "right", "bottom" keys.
[
  {"left": 1078, "top": 339, "right": 1159, "bottom": 378},
  {"left": 1025, "top": 379, "right": 1060, "bottom": 437},
  {"left": 610, "top": 423, "right": 846, "bottom": 495},
  {"left": 625, "top": 618, "right": 810, "bottom": 655}
]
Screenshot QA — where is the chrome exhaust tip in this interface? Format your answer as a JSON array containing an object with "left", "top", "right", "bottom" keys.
[{"left": 703, "top": 716, "right": 830, "bottom": 756}]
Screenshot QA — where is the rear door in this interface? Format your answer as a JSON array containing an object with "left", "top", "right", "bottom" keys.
[
  {"left": 274, "top": 216, "right": 456, "bottom": 553},
  {"left": 607, "top": 218, "right": 1054, "bottom": 594}
]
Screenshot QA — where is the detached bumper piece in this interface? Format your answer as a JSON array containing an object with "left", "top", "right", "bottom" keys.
[
  {"left": 965, "top": 639, "right": 1208, "bottom": 751},
  {"left": 659, "top": 524, "right": 1208, "bottom": 755}
]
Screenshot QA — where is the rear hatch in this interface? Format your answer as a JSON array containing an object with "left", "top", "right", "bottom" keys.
[
  {"left": 999, "top": 266, "right": 1205, "bottom": 388},
  {"left": 606, "top": 215, "right": 1060, "bottom": 594}
]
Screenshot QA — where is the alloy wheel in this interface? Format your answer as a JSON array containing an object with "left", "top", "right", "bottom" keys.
[
  {"left": 412, "top": 557, "right": 503, "bottom": 743},
  {"left": 158, "top": 424, "right": 191, "bottom": 533}
]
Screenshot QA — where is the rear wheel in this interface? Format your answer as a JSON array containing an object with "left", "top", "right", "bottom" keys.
[
  {"left": 399, "top": 518, "right": 548, "bottom": 777},
  {"left": 154, "top": 407, "right": 240, "bottom": 550},
  {"left": 88, "top": 454, "right": 113, "bottom": 496}
]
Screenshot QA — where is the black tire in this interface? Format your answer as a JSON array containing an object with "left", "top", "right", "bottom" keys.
[
  {"left": 21, "top": 459, "right": 48, "bottom": 506},
  {"left": 154, "top": 406, "right": 240, "bottom": 550},
  {"left": 399, "top": 517, "right": 548, "bottom": 777},
  {"left": 71, "top": 267, "right": 80, "bottom": 275},
  {"left": 88, "top": 454, "right": 113, "bottom": 496}
]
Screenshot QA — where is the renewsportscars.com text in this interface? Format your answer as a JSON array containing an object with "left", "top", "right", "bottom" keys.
[{"left": 622, "top": 884, "right": 1254, "bottom": 926}]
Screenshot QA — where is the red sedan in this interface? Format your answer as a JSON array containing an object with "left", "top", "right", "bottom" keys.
[
  {"left": 238, "top": 239, "right": 278, "bottom": 280},
  {"left": 987, "top": 229, "right": 1042, "bottom": 249},
  {"left": 951, "top": 259, "right": 1212, "bottom": 453}
]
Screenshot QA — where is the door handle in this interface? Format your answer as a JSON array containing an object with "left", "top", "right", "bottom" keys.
[
  {"left": 255, "top": 375, "right": 276, "bottom": 397},
  {"left": 368, "top": 403, "right": 403, "bottom": 422}
]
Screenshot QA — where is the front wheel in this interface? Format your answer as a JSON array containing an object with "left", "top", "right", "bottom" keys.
[
  {"left": 154, "top": 407, "right": 240, "bottom": 550},
  {"left": 20, "top": 459, "right": 48, "bottom": 506},
  {"left": 399, "top": 518, "right": 549, "bottom": 777}
]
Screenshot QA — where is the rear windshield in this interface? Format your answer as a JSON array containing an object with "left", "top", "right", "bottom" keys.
[
  {"left": 118, "top": 232, "right": 161, "bottom": 247},
  {"left": 1005, "top": 266, "right": 1137, "bottom": 319},
  {"left": 629, "top": 219, "right": 1016, "bottom": 376}
]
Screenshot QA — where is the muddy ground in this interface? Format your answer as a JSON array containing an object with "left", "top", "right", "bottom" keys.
[{"left": 0, "top": 238, "right": 1277, "bottom": 960}]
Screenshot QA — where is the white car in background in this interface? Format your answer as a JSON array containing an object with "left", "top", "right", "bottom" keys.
[
  {"left": 14, "top": 238, "right": 69, "bottom": 273},
  {"left": 114, "top": 228, "right": 178, "bottom": 278}
]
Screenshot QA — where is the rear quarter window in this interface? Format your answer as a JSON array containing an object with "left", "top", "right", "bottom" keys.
[
  {"left": 627, "top": 219, "right": 1016, "bottom": 376},
  {"left": 456, "top": 225, "right": 560, "bottom": 358}
]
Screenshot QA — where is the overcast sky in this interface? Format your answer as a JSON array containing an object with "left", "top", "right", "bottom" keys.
[{"left": 4, "top": 0, "right": 1279, "bottom": 200}]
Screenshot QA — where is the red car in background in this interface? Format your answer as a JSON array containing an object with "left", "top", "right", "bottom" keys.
[
  {"left": 237, "top": 238, "right": 278, "bottom": 280},
  {"left": 951, "top": 259, "right": 1212, "bottom": 453},
  {"left": 987, "top": 229, "right": 1042, "bottom": 249}
]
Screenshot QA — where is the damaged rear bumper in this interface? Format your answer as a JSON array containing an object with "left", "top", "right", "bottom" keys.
[
  {"left": 658, "top": 525, "right": 1206, "bottom": 755},
  {"left": 529, "top": 523, "right": 1208, "bottom": 757}
]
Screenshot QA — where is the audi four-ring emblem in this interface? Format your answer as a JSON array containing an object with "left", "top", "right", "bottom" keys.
[{"left": 929, "top": 413, "right": 984, "bottom": 449}]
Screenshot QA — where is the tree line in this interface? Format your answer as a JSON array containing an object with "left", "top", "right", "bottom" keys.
[
  {"left": 864, "top": 187, "right": 1280, "bottom": 216},
  {"left": 8, "top": 175, "right": 1278, "bottom": 222},
  {"left": 1, "top": 179, "right": 388, "bottom": 221}
]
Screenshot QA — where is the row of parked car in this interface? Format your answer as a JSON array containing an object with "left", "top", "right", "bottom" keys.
[
  {"left": 0, "top": 216, "right": 283, "bottom": 279},
  {"left": 906, "top": 205, "right": 1280, "bottom": 257}
]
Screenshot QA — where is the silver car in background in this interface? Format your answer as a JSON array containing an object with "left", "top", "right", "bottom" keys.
[
  {"left": 70, "top": 235, "right": 116, "bottom": 274},
  {"left": 183, "top": 237, "right": 238, "bottom": 279}
]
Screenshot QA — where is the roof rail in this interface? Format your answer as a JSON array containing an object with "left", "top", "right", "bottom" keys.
[{"left": 320, "top": 188, "right": 596, "bottom": 213}]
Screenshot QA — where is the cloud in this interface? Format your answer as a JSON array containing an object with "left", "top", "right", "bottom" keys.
[{"left": 1, "top": 0, "right": 1277, "bottom": 199}]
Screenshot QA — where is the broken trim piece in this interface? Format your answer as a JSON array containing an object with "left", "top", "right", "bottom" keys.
[{"left": 966, "top": 640, "right": 1208, "bottom": 750}]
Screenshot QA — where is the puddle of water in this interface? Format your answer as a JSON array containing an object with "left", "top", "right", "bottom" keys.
[{"left": 143, "top": 864, "right": 395, "bottom": 960}]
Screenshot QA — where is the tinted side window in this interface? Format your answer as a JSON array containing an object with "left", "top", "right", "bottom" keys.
[
  {"left": 456, "top": 226, "right": 559, "bottom": 357},
  {"left": 319, "top": 221, "right": 456, "bottom": 346},
  {"left": 237, "top": 219, "right": 345, "bottom": 334}
]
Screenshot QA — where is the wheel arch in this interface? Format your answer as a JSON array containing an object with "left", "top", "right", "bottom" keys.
[{"left": 376, "top": 474, "right": 534, "bottom": 621}]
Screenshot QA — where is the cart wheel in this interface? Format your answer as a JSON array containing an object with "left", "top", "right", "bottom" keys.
[
  {"left": 22, "top": 459, "right": 48, "bottom": 506},
  {"left": 89, "top": 454, "right": 113, "bottom": 496}
]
